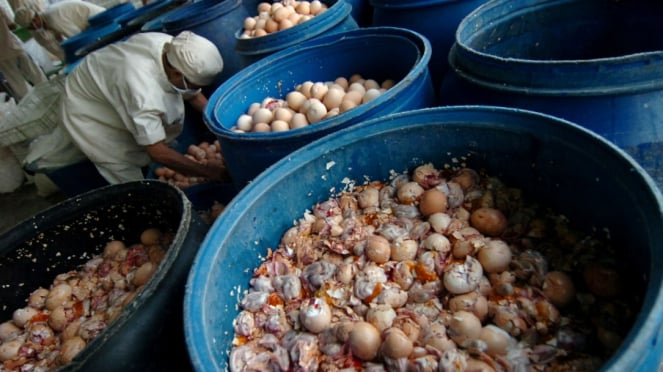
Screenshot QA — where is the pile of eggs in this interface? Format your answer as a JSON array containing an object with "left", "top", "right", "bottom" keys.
[
  {"left": 0, "top": 229, "right": 169, "bottom": 369},
  {"left": 232, "top": 74, "right": 395, "bottom": 133},
  {"left": 240, "top": 0, "right": 328, "bottom": 38},
  {"left": 153, "top": 140, "right": 222, "bottom": 189}
]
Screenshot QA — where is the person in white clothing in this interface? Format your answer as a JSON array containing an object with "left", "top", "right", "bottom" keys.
[
  {"left": 14, "top": 0, "right": 105, "bottom": 61},
  {"left": 0, "top": 0, "right": 46, "bottom": 100},
  {"left": 60, "top": 31, "right": 229, "bottom": 185}
]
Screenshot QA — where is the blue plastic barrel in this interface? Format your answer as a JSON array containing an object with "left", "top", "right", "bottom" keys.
[
  {"left": 184, "top": 106, "right": 663, "bottom": 371},
  {"left": 205, "top": 26, "right": 435, "bottom": 189},
  {"left": 440, "top": 0, "right": 663, "bottom": 189},
  {"left": 87, "top": 2, "right": 136, "bottom": 27},
  {"left": 345, "top": 0, "right": 372, "bottom": 26},
  {"left": 161, "top": 0, "right": 249, "bottom": 94},
  {"left": 114, "top": 0, "right": 182, "bottom": 29},
  {"left": 60, "top": 22, "right": 122, "bottom": 64},
  {"left": 234, "top": 0, "right": 358, "bottom": 68},
  {"left": 369, "top": 0, "right": 487, "bottom": 95}
]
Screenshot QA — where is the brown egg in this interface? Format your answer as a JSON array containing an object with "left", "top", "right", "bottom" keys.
[
  {"left": 543, "top": 271, "right": 576, "bottom": 307},
  {"left": 447, "top": 311, "right": 482, "bottom": 346},
  {"left": 140, "top": 228, "right": 162, "bottom": 246},
  {"left": 133, "top": 262, "right": 157, "bottom": 287},
  {"left": 479, "top": 325, "right": 514, "bottom": 356},
  {"left": 45, "top": 283, "right": 72, "bottom": 311},
  {"left": 381, "top": 327, "right": 413, "bottom": 359},
  {"left": 0, "top": 338, "right": 22, "bottom": 361},
  {"left": 419, "top": 188, "right": 448, "bottom": 216},
  {"left": 103, "top": 240, "right": 126, "bottom": 259},
  {"left": 0, "top": 321, "right": 20, "bottom": 341},
  {"left": 348, "top": 322, "right": 381, "bottom": 361},
  {"left": 583, "top": 263, "right": 621, "bottom": 297},
  {"left": 59, "top": 336, "right": 86, "bottom": 365},
  {"left": 470, "top": 207, "right": 507, "bottom": 237},
  {"left": 365, "top": 235, "right": 391, "bottom": 264}
]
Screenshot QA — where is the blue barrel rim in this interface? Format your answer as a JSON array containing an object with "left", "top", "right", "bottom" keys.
[
  {"left": 161, "top": 0, "right": 243, "bottom": 32},
  {"left": 87, "top": 1, "right": 136, "bottom": 26},
  {"left": 451, "top": 0, "right": 663, "bottom": 93},
  {"left": 184, "top": 105, "right": 663, "bottom": 371},
  {"left": 114, "top": 0, "right": 179, "bottom": 26},
  {"left": 369, "top": 0, "right": 470, "bottom": 8},
  {"left": 205, "top": 26, "right": 432, "bottom": 141},
  {"left": 234, "top": 0, "right": 353, "bottom": 56}
]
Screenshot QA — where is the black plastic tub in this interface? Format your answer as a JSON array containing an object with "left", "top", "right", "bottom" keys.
[{"left": 0, "top": 180, "right": 208, "bottom": 371}]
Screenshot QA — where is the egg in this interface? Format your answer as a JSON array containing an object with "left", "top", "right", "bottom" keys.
[
  {"left": 0, "top": 338, "right": 22, "bottom": 362},
  {"left": 299, "top": 297, "right": 332, "bottom": 333},
  {"left": 334, "top": 76, "right": 349, "bottom": 90},
  {"left": 272, "top": 6, "right": 291, "bottom": 22},
  {"left": 362, "top": 88, "right": 382, "bottom": 104},
  {"left": 290, "top": 113, "right": 309, "bottom": 129},
  {"left": 381, "top": 327, "right": 414, "bottom": 359},
  {"left": 27, "top": 287, "right": 50, "bottom": 309},
  {"left": 296, "top": 1, "right": 310, "bottom": 15},
  {"left": 323, "top": 87, "right": 345, "bottom": 110},
  {"left": 349, "top": 73, "right": 363, "bottom": 83},
  {"left": 46, "top": 283, "right": 73, "bottom": 310},
  {"left": 339, "top": 99, "right": 357, "bottom": 113},
  {"left": 252, "top": 107, "right": 274, "bottom": 124},
  {"left": 365, "top": 235, "right": 391, "bottom": 264},
  {"left": 543, "top": 271, "right": 576, "bottom": 307},
  {"left": 13, "top": 306, "right": 39, "bottom": 327},
  {"left": 305, "top": 98, "right": 327, "bottom": 123},
  {"left": 348, "top": 321, "right": 381, "bottom": 361},
  {"left": 477, "top": 239, "right": 512, "bottom": 273},
  {"left": 254, "top": 28, "right": 268, "bottom": 37},
  {"left": 419, "top": 188, "right": 448, "bottom": 216},
  {"left": 271, "top": 120, "right": 290, "bottom": 132},
  {"left": 243, "top": 17, "right": 256, "bottom": 31},
  {"left": 0, "top": 321, "right": 20, "bottom": 341},
  {"left": 310, "top": 82, "right": 329, "bottom": 100},
  {"left": 133, "top": 262, "right": 157, "bottom": 286},
  {"left": 59, "top": 336, "right": 86, "bottom": 365},
  {"left": 298, "top": 81, "right": 315, "bottom": 98},
  {"left": 235, "top": 114, "right": 253, "bottom": 132},
  {"left": 390, "top": 239, "right": 418, "bottom": 261},
  {"left": 286, "top": 91, "right": 307, "bottom": 111},
  {"left": 325, "top": 108, "right": 339, "bottom": 119},
  {"left": 310, "top": 0, "right": 324, "bottom": 15},
  {"left": 279, "top": 18, "right": 294, "bottom": 30},
  {"left": 364, "top": 79, "right": 380, "bottom": 90},
  {"left": 366, "top": 305, "right": 397, "bottom": 332},
  {"left": 273, "top": 107, "right": 293, "bottom": 123},
  {"left": 141, "top": 227, "right": 162, "bottom": 246},
  {"left": 257, "top": 2, "right": 271, "bottom": 13},
  {"left": 470, "top": 207, "right": 507, "bottom": 237},
  {"left": 447, "top": 310, "right": 482, "bottom": 346},
  {"left": 348, "top": 82, "right": 366, "bottom": 96},
  {"left": 343, "top": 90, "right": 363, "bottom": 105},
  {"left": 479, "top": 325, "right": 515, "bottom": 356},
  {"left": 253, "top": 122, "right": 271, "bottom": 132},
  {"left": 447, "top": 291, "right": 489, "bottom": 321}
]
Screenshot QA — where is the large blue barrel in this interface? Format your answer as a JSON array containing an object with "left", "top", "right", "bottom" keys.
[
  {"left": 234, "top": 0, "right": 358, "bottom": 68},
  {"left": 345, "top": 0, "right": 372, "bottom": 26},
  {"left": 60, "top": 22, "right": 122, "bottom": 64},
  {"left": 161, "top": 0, "right": 249, "bottom": 94},
  {"left": 205, "top": 27, "right": 435, "bottom": 189},
  {"left": 440, "top": 0, "right": 663, "bottom": 188},
  {"left": 0, "top": 180, "right": 208, "bottom": 371},
  {"left": 87, "top": 2, "right": 136, "bottom": 27},
  {"left": 114, "top": 0, "right": 184, "bottom": 30},
  {"left": 369, "top": 0, "right": 487, "bottom": 94},
  {"left": 184, "top": 106, "right": 663, "bottom": 371}
]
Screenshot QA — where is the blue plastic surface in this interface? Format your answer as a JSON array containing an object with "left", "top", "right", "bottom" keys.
[
  {"left": 161, "top": 0, "right": 248, "bottom": 94},
  {"left": 440, "top": 0, "right": 663, "bottom": 189},
  {"left": 114, "top": 0, "right": 181, "bottom": 28},
  {"left": 60, "top": 22, "right": 122, "bottom": 64},
  {"left": 344, "top": 0, "right": 372, "bottom": 26},
  {"left": 184, "top": 106, "right": 663, "bottom": 371},
  {"left": 369, "top": 0, "right": 487, "bottom": 95},
  {"left": 205, "top": 26, "right": 435, "bottom": 189},
  {"left": 234, "top": 0, "right": 358, "bottom": 68},
  {"left": 87, "top": 2, "right": 136, "bottom": 27}
]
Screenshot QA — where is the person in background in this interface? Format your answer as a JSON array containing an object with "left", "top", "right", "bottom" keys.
[
  {"left": 0, "top": 0, "right": 47, "bottom": 100},
  {"left": 14, "top": 0, "right": 105, "bottom": 61},
  {"left": 60, "top": 30, "right": 230, "bottom": 185}
]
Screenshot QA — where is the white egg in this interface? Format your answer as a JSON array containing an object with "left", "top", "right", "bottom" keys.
[
  {"left": 310, "top": 82, "right": 328, "bottom": 100},
  {"left": 305, "top": 99, "right": 327, "bottom": 123},
  {"left": 362, "top": 88, "right": 382, "bottom": 104},
  {"left": 247, "top": 102, "right": 261, "bottom": 115},
  {"left": 348, "top": 82, "right": 366, "bottom": 96},
  {"left": 252, "top": 107, "right": 273, "bottom": 124},
  {"left": 236, "top": 114, "right": 254, "bottom": 132}
]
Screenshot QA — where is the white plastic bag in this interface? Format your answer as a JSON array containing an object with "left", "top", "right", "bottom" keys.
[
  {"left": 0, "top": 146, "right": 26, "bottom": 193},
  {"left": 23, "top": 125, "right": 87, "bottom": 172}
]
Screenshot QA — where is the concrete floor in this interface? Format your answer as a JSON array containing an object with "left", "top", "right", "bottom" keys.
[{"left": 0, "top": 181, "right": 66, "bottom": 235}]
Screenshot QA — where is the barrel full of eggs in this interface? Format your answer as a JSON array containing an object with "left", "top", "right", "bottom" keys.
[
  {"left": 204, "top": 26, "right": 436, "bottom": 189},
  {"left": 184, "top": 106, "right": 663, "bottom": 371},
  {"left": 0, "top": 181, "right": 209, "bottom": 371}
]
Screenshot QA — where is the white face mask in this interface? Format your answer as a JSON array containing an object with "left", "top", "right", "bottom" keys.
[{"left": 170, "top": 75, "right": 201, "bottom": 97}]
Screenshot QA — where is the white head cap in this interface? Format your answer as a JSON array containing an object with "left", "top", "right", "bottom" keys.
[{"left": 164, "top": 31, "right": 223, "bottom": 86}]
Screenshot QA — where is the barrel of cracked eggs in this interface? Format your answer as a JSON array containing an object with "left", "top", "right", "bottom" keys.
[
  {"left": 184, "top": 106, "right": 663, "bottom": 371},
  {"left": 0, "top": 180, "right": 209, "bottom": 371}
]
